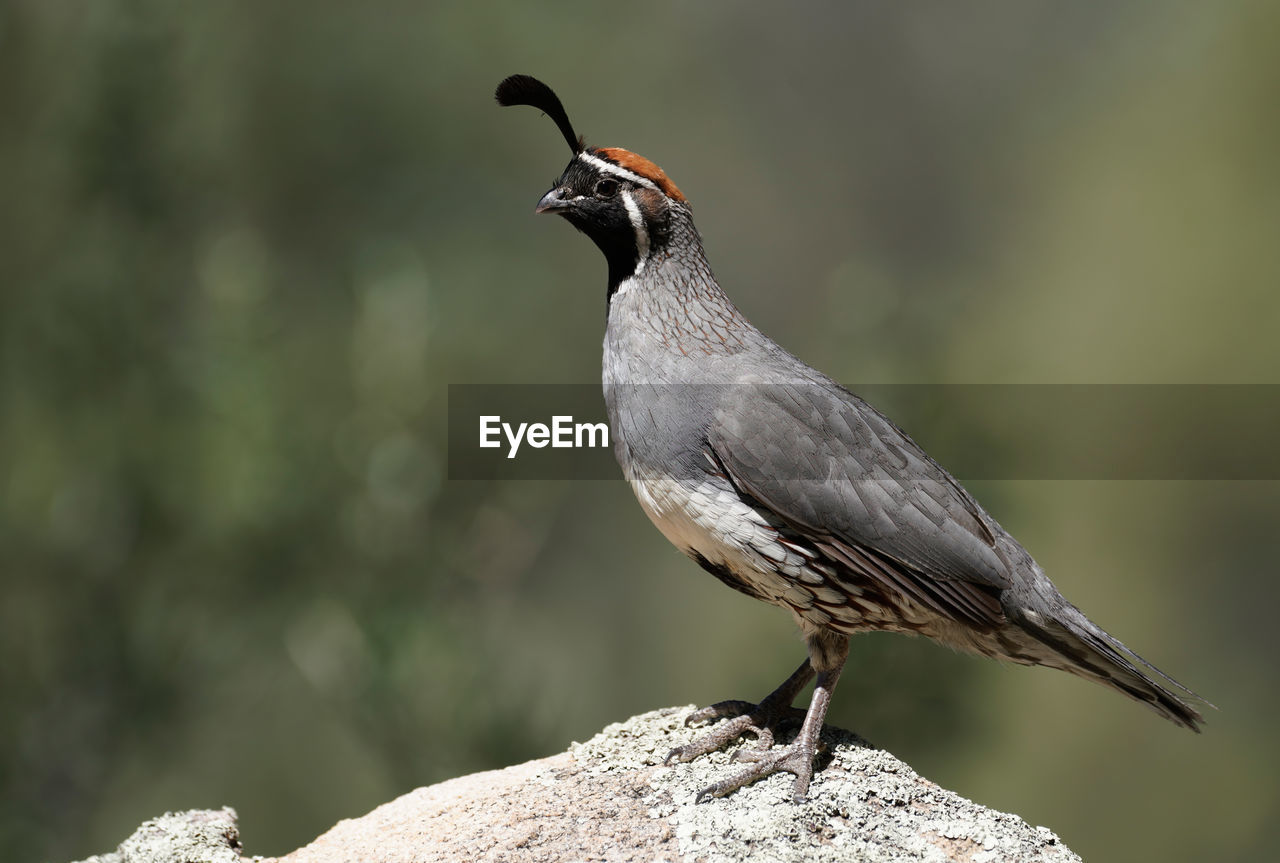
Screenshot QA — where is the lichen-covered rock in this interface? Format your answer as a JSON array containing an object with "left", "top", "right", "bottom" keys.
[
  {"left": 72, "top": 807, "right": 242, "bottom": 863},
  {"left": 571, "top": 708, "right": 1078, "bottom": 863},
  {"left": 72, "top": 708, "right": 1080, "bottom": 863}
]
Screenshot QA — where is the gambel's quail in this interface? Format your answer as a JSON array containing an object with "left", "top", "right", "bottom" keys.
[{"left": 495, "top": 74, "right": 1205, "bottom": 803}]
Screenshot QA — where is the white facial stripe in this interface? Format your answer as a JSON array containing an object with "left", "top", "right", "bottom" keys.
[
  {"left": 621, "top": 190, "right": 650, "bottom": 274},
  {"left": 576, "top": 151, "right": 660, "bottom": 192}
]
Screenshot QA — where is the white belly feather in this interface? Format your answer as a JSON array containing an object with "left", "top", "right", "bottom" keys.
[{"left": 621, "top": 457, "right": 854, "bottom": 628}]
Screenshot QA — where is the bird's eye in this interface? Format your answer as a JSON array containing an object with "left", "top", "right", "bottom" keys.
[{"left": 594, "top": 178, "right": 620, "bottom": 198}]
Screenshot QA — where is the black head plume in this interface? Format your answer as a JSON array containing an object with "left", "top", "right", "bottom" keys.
[{"left": 495, "top": 74, "right": 584, "bottom": 154}]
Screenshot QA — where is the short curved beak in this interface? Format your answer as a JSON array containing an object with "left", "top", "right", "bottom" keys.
[{"left": 535, "top": 187, "right": 571, "bottom": 214}]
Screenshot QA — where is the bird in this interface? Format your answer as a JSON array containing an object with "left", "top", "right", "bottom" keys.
[{"left": 494, "top": 74, "right": 1205, "bottom": 803}]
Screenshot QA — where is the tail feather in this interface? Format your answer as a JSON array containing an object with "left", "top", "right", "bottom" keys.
[{"left": 1012, "top": 606, "right": 1209, "bottom": 731}]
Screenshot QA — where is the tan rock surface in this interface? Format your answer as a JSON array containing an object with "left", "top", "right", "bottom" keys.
[{"left": 75, "top": 708, "right": 1080, "bottom": 863}]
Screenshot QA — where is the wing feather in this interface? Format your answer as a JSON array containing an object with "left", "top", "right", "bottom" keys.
[{"left": 708, "top": 381, "right": 1009, "bottom": 629}]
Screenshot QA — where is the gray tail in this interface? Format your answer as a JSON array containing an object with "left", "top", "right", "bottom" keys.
[{"left": 1012, "top": 606, "right": 1209, "bottom": 731}]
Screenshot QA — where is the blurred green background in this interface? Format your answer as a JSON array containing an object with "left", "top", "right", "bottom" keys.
[{"left": 3, "top": 2, "right": 1277, "bottom": 861}]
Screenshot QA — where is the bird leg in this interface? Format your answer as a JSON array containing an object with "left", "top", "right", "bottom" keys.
[{"left": 668, "top": 631, "right": 851, "bottom": 802}]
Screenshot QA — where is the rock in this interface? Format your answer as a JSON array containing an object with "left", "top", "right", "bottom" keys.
[
  {"left": 72, "top": 807, "right": 242, "bottom": 863},
  {"left": 75, "top": 708, "right": 1080, "bottom": 863}
]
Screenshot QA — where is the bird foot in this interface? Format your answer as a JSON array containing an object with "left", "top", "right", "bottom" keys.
[
  {"left": 665, "top": 698, "right": 808, "bottom": 772},
  {"left": 663, "top": 656, "right": 833, "bottom": 802},
  {"left": 696, "top": 735, "right": 822, "bottom": 803},
  {"left": 666, "top": 698, "right": 806, "bottom": 763}
]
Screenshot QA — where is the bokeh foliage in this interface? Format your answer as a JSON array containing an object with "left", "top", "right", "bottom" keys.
[{"left": 2, "top": 2, "right": 1277, "bottom": 862}]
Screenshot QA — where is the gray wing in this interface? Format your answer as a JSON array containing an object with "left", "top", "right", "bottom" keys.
[{"left": 708, "top": 380, "right": 1012, "bottom": 629}]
